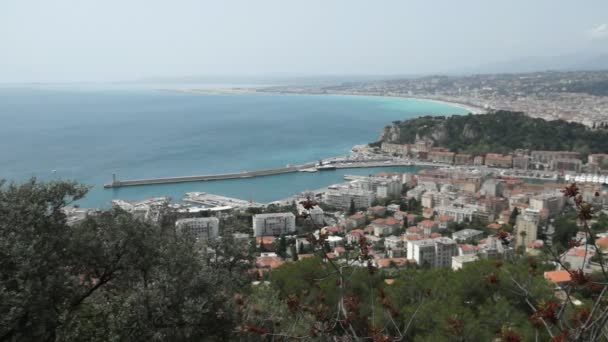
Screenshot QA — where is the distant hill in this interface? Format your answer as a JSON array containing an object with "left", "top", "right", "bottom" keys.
[{"left": 378, "top": 111, "right": 608, "bottom": 156}]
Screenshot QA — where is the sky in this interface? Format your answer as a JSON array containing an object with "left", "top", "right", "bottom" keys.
[{"left": 1, "top": 0, "right": 607, "bottom": 83}]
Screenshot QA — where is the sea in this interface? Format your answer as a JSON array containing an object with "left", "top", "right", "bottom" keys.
[{"left": 0, "top": 84, "right": 467, "bottom": 207}]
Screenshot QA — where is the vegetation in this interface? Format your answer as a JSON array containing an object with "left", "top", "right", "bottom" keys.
[
  {"left": 385, "top": 110, "right": 608, "bottom": 156},
  {"left": 0, "top": 179, "right": 244, "bottom": 341}
]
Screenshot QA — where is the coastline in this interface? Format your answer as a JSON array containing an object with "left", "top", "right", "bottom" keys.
[{"left": 161, "top": 87, "right": 487, "bottom": 114}]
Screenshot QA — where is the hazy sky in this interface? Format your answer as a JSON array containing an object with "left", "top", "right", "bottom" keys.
[{"left": 1, "top": 0, "right": 607, "bottom": 82}]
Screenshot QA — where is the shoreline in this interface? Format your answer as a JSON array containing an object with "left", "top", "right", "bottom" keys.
[{"left": 158, "top": 87, "right": 487, "bottom": 115}]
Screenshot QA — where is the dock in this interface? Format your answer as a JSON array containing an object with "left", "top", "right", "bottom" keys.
[
  {"left": 104, "top": 162, "right": 317, "bottom": 188},
  {"left": 103, "top": 158, "right": 431, "bottom": 189}
]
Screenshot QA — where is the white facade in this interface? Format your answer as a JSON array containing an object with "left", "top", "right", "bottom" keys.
[
  {"left": 175, "top": 217, "right": 220, "bottom": 241},
  {"left": 407, "top": 237, "right": 458, "bottom": 268},
  {"left": 253, "top": 212, "right": 296, "bottom": 237},
  {"left": 324, "top": 186, "right": 376, "bottom": 210},
  {"left": 452, "top": 254, "right": 479, "bottom": 270},
  {"left": 435, "top": 205, "right": 477, "bottom": 223}
]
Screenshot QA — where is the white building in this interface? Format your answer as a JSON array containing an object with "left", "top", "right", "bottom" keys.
[
  {"left": 324, "top": 185, "right": 376, "bottom": 210},
  {"left": 297, "top": 202, "right": 325, "bottom": 226},
  {"left": 175, "top": 217, "right": 220, "bottom": 241},
  {"left": 451, "top": 229, "right": 484, "bottom": 243},
  {"left": 407, "top": 237, "right": 458, "bottom": 268},
  {"left": 529, "top": 194, "right": 565, "bottom": 218},
  {"left": 452, "top": 254, "right": 479, "bottom": 270},
  {"left": 435, "top": 205, "right": 477, "bottom": 223},
  {"left": 253, "top": 212, "right": 296, "bottom": 237},
  {"left": 351, "top": 177, "right": 401, "bottom": 198},
  {"left": 515, "top": 209, "right": 540, "bottom": 249}
]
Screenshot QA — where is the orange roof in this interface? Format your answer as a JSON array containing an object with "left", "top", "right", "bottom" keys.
[
  {"left": 256, "top": 236, "right": 276, "bottom": 245},
  {"left": 373, "top": 218, "right": 386, "bottom": 224},
  {"left": 596, "top": 237, "right": 608, "bottom": 249},
  {"left": 375, "top": 258, "right": 409, "bottom": 268},
  {"left": 406, "top": 214, "right": 417, "bottom": 219},
  {"left": 350, "top": 213, "right": 365, "bottom": 220},
  {"left": 404, "top": 234, "right": 422, "bottom": 241},
  {"left": 430, "top": 232, "right": 442, "bottom": 238},
  {"left": 419, "top": 220, "right": 435, "bottom": 228},
  {"left": 459, "top": 244, "right": 480, "bottom": 253},
  {"left": 407, "top": 226, "right": 423, "bottom": 233},
  {"left": 255, "top": 256, "right": 284, "bottom": 269},
  {"left": 437, "top": 215, "right": 453, "bottom": 222},
  {"left": 298, "top": 254, "right": 316, "bottom": 259},
  {"left": 487, "top": 223, "right": 502, "bottom": 230},
  {"left": 370, "top": 206, "right": 386, "bottom": 210},
  {"left": 394, "top": 210, "right": 408, "bottom": 216},
  {"left": 544, "top": 270, "right": 572, "bottom": 283},
  {"left": 568, "top": 248, "right": 596, "bottom": 257},
  {"left": 349, "top": 229, "right": 365, "bottom": 237},
  {"left": 334, "top": 246, "right": 346, "bottom": 253},
  {"left": 385, "top": 217, "right": 400, "bottom": 225}
]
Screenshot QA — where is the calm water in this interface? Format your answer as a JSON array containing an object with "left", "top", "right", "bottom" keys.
[{"left": 0, "top": 85, "right": 466, "bottom": 207}]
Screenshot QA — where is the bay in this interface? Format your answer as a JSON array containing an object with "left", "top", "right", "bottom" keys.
[{"left": 0, "top": 85, "right": 467, "bottom": 207}]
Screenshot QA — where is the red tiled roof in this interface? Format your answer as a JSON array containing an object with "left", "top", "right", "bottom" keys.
[
  {"left": 256, "top": 236, "right": 276, "bottom": 245},
  {"left": 256, "top": 256, "right": 284, "bottom": 269},
  {"left": 487, "top": 223, "right": 502, "bottom": 230},
  {"left": 419, "top": 220, "right": 435, "bottom": 228},
  {"left": 544, "top": 270, "right": 572, "bottom": 284}
]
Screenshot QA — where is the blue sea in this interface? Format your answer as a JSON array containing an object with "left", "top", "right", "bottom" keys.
[{"left": 0, "top": 85, "right": 467, "bottom": 207}]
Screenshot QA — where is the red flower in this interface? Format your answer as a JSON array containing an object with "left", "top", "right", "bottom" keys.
[
  {"left": 446, "top": 316, "right": 465, "bottom": 336},
  {"left": 571, "top": 307, "right": 591, "bottom": 327},
  {"left": 562, "top": 183, "right": 579, "bottom": 198},
  {"left": 299, "top": 199, "right": 318, "bottom": 210},
  {"left": 568, "top": 240, "right": 581, "bottom": 248},
  {"left": 537, "top": 301, "right": 560, "bottom": 324},
  {"left": 570, "top": 269, "right": 591, "bottom": 286},
  {"left": 243, "top": 323, "right": 268, "bottom": 335},
  {"left": 550, "top": 330, "right": 570, "bottom": 342},
  {"left": 499, "top": 328, "right": 523, "bottom": 342},
  {"left": 484, "top": 272, "right": 500, "bottom": 285}
]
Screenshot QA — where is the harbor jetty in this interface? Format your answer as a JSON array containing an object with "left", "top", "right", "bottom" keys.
[
  {"left": 104, "top": 162, "right": 317, "bottom": 188},
  {"left": 102, "top": 157, "right": 431, "bottom": 189}
]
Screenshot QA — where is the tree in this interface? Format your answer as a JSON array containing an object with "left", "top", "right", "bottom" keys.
[
  {"left": 0, "top": 179, "right": 244, "bottom": 341},
  {"left": 349, "top": 198, "right": 357, "bottom": 215},
  {"left": 509, "top": 207, "right": 520, "bottom": 226},
  {"left": 276, "top": 235, "right": 287, "bottom": 258}
]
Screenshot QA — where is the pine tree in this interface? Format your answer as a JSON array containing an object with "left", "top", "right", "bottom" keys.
[{"left": 349, "top": 198, "right": 356, "bottom": 215}]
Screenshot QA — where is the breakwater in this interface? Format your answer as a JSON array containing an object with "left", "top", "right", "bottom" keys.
[{"left": 104, "top": 162, "right": 317, "bottom": 188}]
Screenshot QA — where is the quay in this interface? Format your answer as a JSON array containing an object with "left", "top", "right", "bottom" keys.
[
  {"left": 104, "top": 162, "right": 317, "bottom": 188},
  {"left": 103, "top": 158, "right": 434, "bottom": 189}
]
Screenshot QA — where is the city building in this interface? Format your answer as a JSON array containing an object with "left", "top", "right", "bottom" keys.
[
  {"left": 531, "top": 151, "right": 580, "bottom": 165},
  {"left": 451, "top": 229, "right": 484, "bottom": 243},
  {"left": 515, "top": 209, "right": 539, "bottom": 249},
  {"left": 324, "top": 185, "right": 376, "bottom": 210},
  {"left": 452, "top": 254, "right": 479, "bottom": 270},
  {"left": 407, "top": 237, "right": 458, "bottom": 268},
  {"left": 428, "top": 151, "right": 455, "bottom": 164},
  {"left": 454, "top": 154, "right": 473, "bottom": 165},
  {"left": 175, "top": 217, "right": 220, "bottom": 241},
  {"left": 485, "top": 153, "right": 513, "bottom": 168},
  {"left": 253, "top": 212, "right": 296, "bottom": 237},
  {"left": 512, "top": 156, "right": 530, "bottom": 170},
  {"left": 550, "top": 158, "right": 582, "bottom": 173}
]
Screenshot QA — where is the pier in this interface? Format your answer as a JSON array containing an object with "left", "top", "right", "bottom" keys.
[
  {"left": 103, "top": 157, "right": 440, "bottom": 189},
  {"left": 104, "top": 162, "right": 318, "bottom": 188}
]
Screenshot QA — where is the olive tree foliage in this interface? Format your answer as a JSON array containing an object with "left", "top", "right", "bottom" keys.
[{"left": 0, "top": 179, "right": 243, "bottom": 341}]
